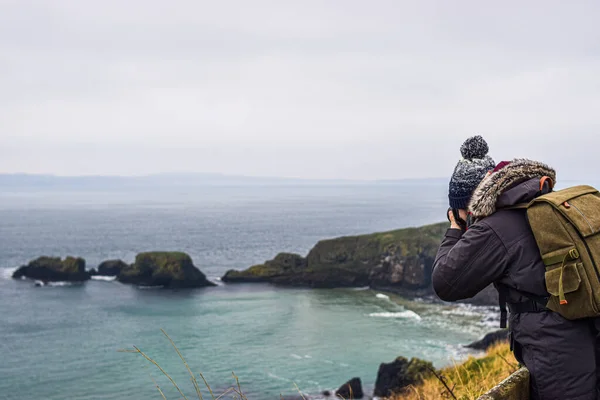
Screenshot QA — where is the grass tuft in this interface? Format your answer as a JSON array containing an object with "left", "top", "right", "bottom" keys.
[{"left": 390, "top": 342, "right": 518, "bottom": 400}]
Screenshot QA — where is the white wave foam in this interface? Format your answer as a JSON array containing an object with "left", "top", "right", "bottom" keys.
[
  {"left": 440, "top": 304, "right": 500, "bottom": 327},
  {"left": 267, "top": 372, "right": 291, "bottom": 382},
  {"left": 290, "top": 354, "right": 303, "bottom": 360},
  {"left": 31, "top": 280, "right": 77, "bottom": 287},
  {"left": 47, "top": 281, "right": 78, "bottom": 287},
  {"left": 0, "top": 267, "right": 17, "bottom": 280},
  {"left": 304, "top": 355, "right": 312, "bottom": 359},
  {"left": 209, "top": 277, "right": 223, "bottom": 286},
  {"left": 375, "top": 293, "right": 390, "bottom": 300},
  {"left": 369, "top": 310, "right": 422, "bottom": 321},
  {"left": 91, "top": 275, "right": 117, "bottom": 281},
  {"left": 352, "top": 286, "right": 370, "bottom": 291}
]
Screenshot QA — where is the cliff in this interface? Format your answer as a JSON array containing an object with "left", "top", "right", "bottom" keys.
[
  {"left": 223, "top": 222, "right": 447, "bottom": 295},
  {"left": 223, "top": 222, "right": 499, "bottom": 304}
]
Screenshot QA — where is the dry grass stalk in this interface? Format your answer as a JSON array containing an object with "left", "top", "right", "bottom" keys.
[{"left": 390, "top": 342, "right": 517, "bottom": 400}]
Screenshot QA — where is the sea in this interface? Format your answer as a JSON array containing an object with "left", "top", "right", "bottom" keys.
[{"left": 0, "top": 181, "right": 501, "bottom": 400}]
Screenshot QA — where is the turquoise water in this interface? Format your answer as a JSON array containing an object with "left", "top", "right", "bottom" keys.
[{"left": 0, "top": 184, "right": 494, "bottom": 399}]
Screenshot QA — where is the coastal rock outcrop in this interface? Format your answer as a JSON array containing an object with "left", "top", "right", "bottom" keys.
[
  {"left": 223, "top": 222, "right": 447, "bottom": 294},
  {"left": 335, "top": 377, "right": 364, "bottom": 399},
  {"left": 96, "top": 259, "right": 128, "bottom": 276},
  {"left": 117, "top": 252, "right": 216, "bottom": 288},
  {"left": 12, "top": 256, "right": 90, "bottom": 282},
  {"left": 222, "top": 253, "right": 307, "bottom": 283},
  {"left": 374, "top": 356, "right": 434, "bottom": 397},
  {"left": 466, "top": 329, "right": 509, "bottom": 351}
]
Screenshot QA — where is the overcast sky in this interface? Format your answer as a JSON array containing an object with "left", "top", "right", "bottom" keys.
[{"left": 1, "top": 1, "right": 599, "bottom": 180}]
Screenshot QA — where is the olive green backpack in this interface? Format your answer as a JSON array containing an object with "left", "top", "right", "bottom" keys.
[{"left": 516, "top": 177, "right": 600, "bottom": 320}]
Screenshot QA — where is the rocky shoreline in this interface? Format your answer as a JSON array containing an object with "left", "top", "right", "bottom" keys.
[
  {"left": 11, "top": 221, "right": 498, "bottom": 305},
  {"left": 318, "top": 329, "right": 508, "bottom": 399}
]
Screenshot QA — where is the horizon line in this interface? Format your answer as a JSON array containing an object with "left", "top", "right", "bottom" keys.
[{"left": 0, "top": 172, "right": 449, "bottom": 182}]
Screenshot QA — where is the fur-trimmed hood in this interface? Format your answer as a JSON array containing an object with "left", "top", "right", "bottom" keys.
[{"left": 468, "top": 159, "right": 556, "bottom": 218}]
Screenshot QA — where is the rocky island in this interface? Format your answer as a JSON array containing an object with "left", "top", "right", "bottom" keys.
[
  {"left": 117, "top": 252, "right": 215, "bottom": 288},
  {"left": 12, "top": 256, "right": 90, "bottom": 282},
  {"left": 13, "top": 252, "right": 215, "bottom": 289}
]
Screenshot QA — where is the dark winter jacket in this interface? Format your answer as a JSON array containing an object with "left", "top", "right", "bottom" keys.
[{"left": 432, "top": 159, "right": 599, "bottom": 400}]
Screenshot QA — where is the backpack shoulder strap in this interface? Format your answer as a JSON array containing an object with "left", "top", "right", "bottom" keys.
[{"left": 502, "top": 176, "right": 554, "bottom": 211}]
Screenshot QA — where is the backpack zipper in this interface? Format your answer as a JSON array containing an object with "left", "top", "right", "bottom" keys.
[{"left": 571, "top": 202, "right": 595, "bottom": 234}]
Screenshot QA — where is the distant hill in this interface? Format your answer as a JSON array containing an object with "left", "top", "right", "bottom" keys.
[{"left": 0, "top": 173, "right": 448, "bottom": 191}]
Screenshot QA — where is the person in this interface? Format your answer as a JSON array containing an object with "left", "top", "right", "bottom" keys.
[{"left": 432, "top": 136, "right": 599, "bottom": 400}]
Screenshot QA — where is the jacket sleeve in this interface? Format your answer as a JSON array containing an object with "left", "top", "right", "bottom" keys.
[{"left": 432, "top": 222, "right": 509, "bottom": 301}]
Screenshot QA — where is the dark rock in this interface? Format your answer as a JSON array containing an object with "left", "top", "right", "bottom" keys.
[
  {"left": 12, "top": 256, "right": 90, "bottom": 282},
  {"left": 97, "top": 259, "right": 128, "bottom": 276},
  {"left": 89, "top": 268, "right": 98, "bottom": 276},
  {"left": 322, "top": 390, "right": 332, "bottom": 396},
  {"left": 465, "top": 329, "right": 509, "bottom": 351},
  {"left": 117, "top": 252, "right": 216, "bottom": 288},
  {"left": 336, "top": 377, "right": 364, "bottom": 399},
  {"left": 374, "top": 356, "right": 434, "bottom": 398}
]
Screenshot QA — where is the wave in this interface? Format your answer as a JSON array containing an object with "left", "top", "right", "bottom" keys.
[
  {"left": 375, "top": 293, "right": 390, "bottom": 300},
  {"left": 369, "top": 310, "right": 422, "bottom": 321},
  {"left": 48, "top": 281, "right": 79, "bottom": 287},
  {"left": 209, "top": 277, "right": 223, "bottom": 286},
  {"left": 138, "top": 285, "right": 165, "bottom": 289},
  {"left": 267, "top": 372, "right": 291, "bottom": 382},
  {"left": 290, "top": 354, "right": 303, "bottom": 360},
  {"left": 0, "top": 267, "right": 17, "bottom": 280},
  {"left": 352, "top": 286, "right": 370, "bottom": 291},
  {"left": 33, "top": 281, "right": 80, "bottom": 287},
  {"left": 91, "top": 275, "right": 117, "bottom": 281},
  {"left": 441, "top": 303, "right": 499, "bottom": 327}
]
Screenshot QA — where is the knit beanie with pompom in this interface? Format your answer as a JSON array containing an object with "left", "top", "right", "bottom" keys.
[{"left": 448, "top": 135, "right": 496, "bottom": 209}]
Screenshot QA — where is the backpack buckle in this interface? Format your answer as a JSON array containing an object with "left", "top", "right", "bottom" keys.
[{"left": 569, "top": 249, "right": 580, "bottom": 259}]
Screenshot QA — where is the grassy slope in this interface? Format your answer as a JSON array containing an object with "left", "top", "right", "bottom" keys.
[{"left": 391, "top": 342, "right": 518, "bottom": 400}]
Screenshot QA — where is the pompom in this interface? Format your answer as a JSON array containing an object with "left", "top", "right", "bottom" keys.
[{"left": 460, "top": 135, "right": 489, "bottom": 160}]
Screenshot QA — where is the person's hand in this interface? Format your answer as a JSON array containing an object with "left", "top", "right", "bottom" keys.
[{"left": 448, "top": 208, "right": 468, "bottom": 230}]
